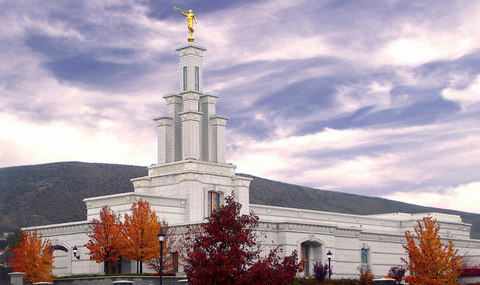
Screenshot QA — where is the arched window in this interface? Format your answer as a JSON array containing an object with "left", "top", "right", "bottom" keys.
[
  {"left": 361, "top": 248, "right": 368, "bottom": 264},
  {"left": 208, "top": 191, "right": 220, "bottom": 216}
]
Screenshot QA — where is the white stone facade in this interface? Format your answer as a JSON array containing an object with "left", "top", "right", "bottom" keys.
[{"left": 25, "top": 44, "right": 480, "bottom": 279}]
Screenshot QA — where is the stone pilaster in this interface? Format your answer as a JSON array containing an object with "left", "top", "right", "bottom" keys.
[
  {"left": 179, "top": 111, "right": 202, "bottom": 160},
  {"left": 163, "top": 94, "right": 183, "bottom": 162},
  {"left": 210, "top": 116, "right": 228, "bottom": 163},
  {"left": 154, "top": 116, "right": 173, "bottom": 164},
  {"left": 200, "top": 94, "right": 218, "bottom": 162},
  {"left": 233, "top": 176, "right": 252, "bottom": 215},
  {"left": 179, "top": 178, "right": 204, "bottom": 223}
]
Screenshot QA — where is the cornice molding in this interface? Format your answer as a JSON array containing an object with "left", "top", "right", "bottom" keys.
[{"left": 148, "top": 160, "right": 236, "bottom": 177}]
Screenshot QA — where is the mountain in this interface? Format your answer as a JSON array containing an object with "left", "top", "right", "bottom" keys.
[{"left": 1, "top": 162, "right": 480, "bottom": 239}]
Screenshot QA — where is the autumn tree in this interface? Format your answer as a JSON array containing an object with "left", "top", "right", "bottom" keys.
[
  {"left": 123, "top": 199, "right": 162, "bottom": 273},
  {"left": 183, "top": 194, "right": 302, "bottom": 285},
  {"left": 402, "top": 217, "right": 463, "bottom": 285},
  {"left": 85, "top": 205, "right": 124, "bottom": 274},
  {"left": 10, "top": 229, "right": 54, "bottom": 283}
]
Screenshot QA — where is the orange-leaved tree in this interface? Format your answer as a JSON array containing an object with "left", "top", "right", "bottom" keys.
[
  {"left": 402, "top": 216, "right": 463, "bottom": 285},
  {"left": 85, "top": 205, "right": 124, "bottom": 274},
  {"left": 10, "top": 229, "right": 54, "bottom": 282},
  {"left": 123, "top": 200, "right": 162, "bottom": 273}
]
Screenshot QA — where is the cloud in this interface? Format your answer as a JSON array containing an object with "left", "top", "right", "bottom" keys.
[
  {"left": 377, "top": 3, "right": 480, "bottom": 66},
  {"left": 384, "top": 182, "right": 480, "bottom": 214},
  {"left": 442, "top": 75, "right": 480, "bottom": 111},
  {"left": 229, "top": 119, "right": 480, "bottom": 199},
  {"left": 1, "top": 0, "right": 480, "bottom": 215},
  {"left": 0, "top": 112, "right": 154, "bottom": 167}
]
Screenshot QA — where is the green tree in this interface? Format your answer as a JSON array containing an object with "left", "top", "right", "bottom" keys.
[{"left": 6, "top": 229, "right": 23, "bottom": 250}]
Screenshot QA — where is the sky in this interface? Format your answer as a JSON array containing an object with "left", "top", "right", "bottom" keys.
[{"left": 1, "top": 0, "right": 480, "bottom": 213}]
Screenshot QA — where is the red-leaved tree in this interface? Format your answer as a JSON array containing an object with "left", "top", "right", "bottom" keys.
[
  {"left": 85, "top": 205, "right": 124, "bottom": 274},
  {"left": 10, "top": 229, "right": 55, "bottom": 283},
  {"left": 183, "top": 194, "right": 302, "bottom": 285}
]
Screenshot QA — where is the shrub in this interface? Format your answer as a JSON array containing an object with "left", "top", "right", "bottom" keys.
[
  {"left": 358, "top": 264, "right": 374, "bottom": 285},
  {"left": 294, "top": 278, "right": 359, "bottom": 285},
  {"left": 313, "top": 262, "right": 329, "bottom": 281},
  {"left": 462, "top": 267, "right": 480, "bottom": 277},
  {"left": 388, "top": 266, "right": 406, "bottom": 284}
]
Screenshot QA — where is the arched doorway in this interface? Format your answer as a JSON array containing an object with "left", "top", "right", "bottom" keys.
[
  {"left": 300, "top": 240, "right": 323, "bottom": 277},
  {"left": 51, "top": 244, "right": 72, "bottom": 277}
]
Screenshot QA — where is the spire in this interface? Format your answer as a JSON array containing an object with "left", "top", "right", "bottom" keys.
[{"left": 154, "top": 45, "right": 228, "bottom": 165}]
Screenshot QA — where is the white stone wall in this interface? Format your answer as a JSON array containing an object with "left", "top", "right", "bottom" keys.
[{"left": 250, "top": 205, "right": 480, "bottom": 278}]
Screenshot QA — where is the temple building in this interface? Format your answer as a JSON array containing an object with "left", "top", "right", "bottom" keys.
[{"left": 26, "top": 43, "right": 480, "bottom": 279}]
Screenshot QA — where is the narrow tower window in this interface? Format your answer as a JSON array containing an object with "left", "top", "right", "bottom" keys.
[
  {"left": 208, "top": 191, "right": 220, "bottom": 216},
  {"left": 183, "top": 66, "right": 187, "bottom": 91},
  {"left": 195, "top": 66, "right": 199, "bottom": 91}
]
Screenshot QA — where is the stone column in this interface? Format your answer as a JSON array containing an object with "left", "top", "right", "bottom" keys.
[
  {"left": 8, "top": 272, "right": 25, "bottom": 285},
  {"left": 210, "top": 116, "right": 228, "bottom": 163},
  {"left": 164, "top": 94, "right": 183, "bottom": 162},
  {"left": 200, "top": 94, "right": 218, "bottom": 162},
  {"left": 178, "top": 174, "right": 203, "bottom": 223},
  {"left": 154, "top": 117, "right": 174, "bottom": 164},
  {"left": 233, "top": 176, "right": 252, "bottom": 215}
]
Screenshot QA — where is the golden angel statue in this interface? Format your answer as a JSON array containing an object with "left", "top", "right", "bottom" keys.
[{"left": 174, "top": 7, "right": 197, "bottom": 42}]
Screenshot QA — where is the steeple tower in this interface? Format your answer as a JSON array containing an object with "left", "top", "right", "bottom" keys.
[
  {"left": 154, "top": 44, "right": 228, "bottom": 165},
  {"left": 131, "top": 43, "right": 251, "bottom": 224}
]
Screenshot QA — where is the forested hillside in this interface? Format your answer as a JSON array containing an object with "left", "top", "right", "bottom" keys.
[{"left": 1, "top": 162, "right": 479, "bottom": 238}]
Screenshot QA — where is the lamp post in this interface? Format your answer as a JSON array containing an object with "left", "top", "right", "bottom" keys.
[
  {"left": 327, "top": 250, "right": 333, "bottom": 280},
  {"left": 158, "top": 228, "right": 166, "bottom": 285}
]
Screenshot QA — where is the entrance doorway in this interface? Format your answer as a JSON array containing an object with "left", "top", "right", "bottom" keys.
[{"left": 301, "top": 240, "right": 322, "bottom": 277}]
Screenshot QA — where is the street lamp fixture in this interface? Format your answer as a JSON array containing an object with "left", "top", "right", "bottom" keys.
[
  {"left": 327, "top": 250, "right": 333, "bottom": 280},
  {"left": 158, "top": 228, "right": 166, "bottom": 285},
  {"left": 72, "top": 246, "right": 80, "bottom": 260}
]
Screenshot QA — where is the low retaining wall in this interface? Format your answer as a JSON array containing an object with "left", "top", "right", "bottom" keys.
[{"left": 54, "top": 276, "right": 187, "bottom": 285}]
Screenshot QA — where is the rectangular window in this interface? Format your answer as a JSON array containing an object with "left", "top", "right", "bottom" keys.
[
  {"left": 195, "top": 66, "right": 199, "bottom": 91},
  {"left": 361, "top": 248, "right": 368, "bottom": 264},
  {"left": 208, "top": 191, "right": 220, "bottom": 216},
  {"left": 183, "top": 66, "right": 187, "bottom": 91}
]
